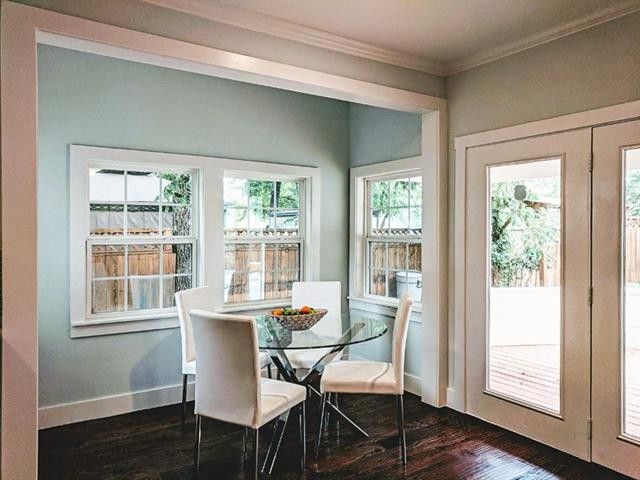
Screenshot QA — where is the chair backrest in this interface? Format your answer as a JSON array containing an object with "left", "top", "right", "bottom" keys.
[
  {"left": 175, "top": 286, "right": 216, "bottom": 367},
  {"left": 392, "top": 294, "right": 414, "bottom": 389},
  {"left": 292, "top": 281, "right": 342, "bottom": 337},
  {"left": 190, "top": 310, "right": 261, "bottom": 428}
]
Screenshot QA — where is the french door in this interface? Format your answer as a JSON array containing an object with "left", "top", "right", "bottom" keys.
[
  {"left": 592, "top": 120, "right": 640, "bottom": 478},
  {"left": 465, "top": 122, "right": 640, "bottom": 476},
  {"left": 466, "top": 129, "right": 592, "bottom": 459}
]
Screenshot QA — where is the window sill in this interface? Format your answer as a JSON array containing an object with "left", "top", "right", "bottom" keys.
[
  {"left": 70, "top": 314, "right": 179, "bottom": 338},
  {"left": 348, "top": 296, "right": 422, "bottom": 323}
]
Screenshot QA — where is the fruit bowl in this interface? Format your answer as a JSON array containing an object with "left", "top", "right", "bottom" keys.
[{"left": 267, "top": 308, "right": 327, "bottom": 331}]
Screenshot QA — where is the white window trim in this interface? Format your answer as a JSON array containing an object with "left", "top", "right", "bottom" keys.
[
  {"left": 70, "top": 145, "right": 321, "bottom": 337},
  {"left": 349, "top": 156, "right": 423, "bottom": 322}
]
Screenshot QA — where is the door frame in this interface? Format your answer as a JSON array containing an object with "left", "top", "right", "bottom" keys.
[
  {"left": 1, "top": 2, "right": 448, "bottom": 478},
  {"left": 452, "top": 99, "right": 640, "bottom": 413}
]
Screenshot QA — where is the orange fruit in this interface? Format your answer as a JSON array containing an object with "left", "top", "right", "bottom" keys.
[
  {"left": 300, "top": 306, "right": 311, "bottom": 314},
  {"left": 272, "top": 308, "right": 284, "bottom": 316}
]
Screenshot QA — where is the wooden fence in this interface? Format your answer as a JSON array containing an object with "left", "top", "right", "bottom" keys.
[{"left": 369, "top": 243, "right": 421, "bottom": 297}]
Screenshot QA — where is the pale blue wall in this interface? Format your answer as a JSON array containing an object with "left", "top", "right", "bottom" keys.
[
  {"left": 348, "top": 104, "right": 423, "bottom": 378},
  {"left": 349, "top": 103, "right": 421, "bottom": 167},
  {"left": 38, "top": 45, "right": 350, "bottom": 406}
]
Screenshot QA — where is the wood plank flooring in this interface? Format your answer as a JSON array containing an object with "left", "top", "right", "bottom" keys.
[{"left": 39, "top": 393, "right": 631, "bottom": 480}]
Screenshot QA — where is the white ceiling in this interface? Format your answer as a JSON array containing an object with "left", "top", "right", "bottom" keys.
[{"left": 143, "top": 0, "right": 640, "bottom": 75}]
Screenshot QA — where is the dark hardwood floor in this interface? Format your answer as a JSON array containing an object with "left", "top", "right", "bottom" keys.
[{"left": 39, "top": 393, "right": 630, "bottom": 480}]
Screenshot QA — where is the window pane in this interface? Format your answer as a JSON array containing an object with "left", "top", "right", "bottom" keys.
[
  {"left": 371, "top": 180, "right": 389, "bottom": 210},
  {"left": 224, "top": 207, "right": 248, "bottom": 234},
  {"left": 370, "top": 209, "right": 389, "bottom": 234},
  {"left": 90, "top": 169, "right": 124, "bottom": 202},
  {"left": 126, "top": 204, "right": 160, "bottom": 236},
  {"left": 163, "top": 275, "right": 193, "bottom": 308},
  {"left": 276, "top": 181, "right": 299, "bottom": 208},
  {"left": 127, "top": 244, "right": 161, "bottom": 276},
  {"left": 90, "top": 203, "right": 124, "bottom": 236},
  {"left": 92, "top": 279, "right": 125, "bottom": 314},
  {"left": 249, "top": 180, "right": 275, "bottom": 209},
  {"left": 389, "top": 179, "right": 410, "bottom": 207},
  {"left": 408, "top": 243, "right": 422, "bottom": 272},
  {"left": 163, "top": 206, "right": 192, "bottom": 236},
  {"left": 410, "top": 177, "right": 422, "bottom": 206},
  {"left": 276, "top": 212, "right": 299, "bottom": 234},
  {"left": 369, "top": 242, "right": 386, "bottom": 270},
  {"left": 410, "top": 206, "right": 422, "bottom": 231},
  {"left": 163, "top": 243, "right": 193, "bottom": 275},
  {"left": 127, "top": 171, "right": 160, "bottom": 202},
  {"left": 488, "top": 158, "right": 562, "bottom": 414},
  {"left": 249, "top": 207, "right": 271, "bottom": 235},
  {"left": 91, "top": 245, "right": 125, "bottom": 278},
  {"left": 389, "top": 207, "right": 409, "bottom": 232},
  {"left": 224, "top": 177, "right": 248, "bottom": 207},
  {"left": 369, "top": 269, "right": 386, "bottom": 296},
  {"left": 128, "top": 277, "right": 160, "bottom": 310},
  {"left": 388, "top": 242, "right": 407, "bottom": 270},
  {"left": 162, "top": 173, "right": 192, "bottom": 205},
  {"left": 224, "top": 242, "right": 300, "bottom": 304},
  {"left": 623, "top": 147, "right": 640, "bottom": 441}
]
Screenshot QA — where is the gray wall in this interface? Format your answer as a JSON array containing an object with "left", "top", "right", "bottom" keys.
[
  {"left": 445, "top": 11, "right": 640, "bottom": 385},
  {"left": 16, "top": 0, "right": 445, "bottom": 99},
  {"left": 38, "top": 45, "right": 350, "bottom": 406},
  {"left": 348, "top": 104, "right": 423, "bottom": 377}
]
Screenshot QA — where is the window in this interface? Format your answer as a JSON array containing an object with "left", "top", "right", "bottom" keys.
[
  {"left": 70, "top": 146, "right": 320, "bottom": 336},
  {"left": 87, "top": 168, "right": 197, "bottom": 316},
  {"left": 223, "top": 177, "right": 304, "bottom": 305},
  {"left": 350, "top": 157, "right": 423, "bottom": 311},
  {"left": 367, "top": 174, "right": 422, "bottom": 300}
]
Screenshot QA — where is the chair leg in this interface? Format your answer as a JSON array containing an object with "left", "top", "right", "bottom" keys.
[
  {"left": 397, "top": 394, "right": 407, "bottom": 465},
  {"left": 242, "top": 427, "right": 248, "bottom": 458},
  {"left": 253, "top": 428, "right": 259, "bottom": 480},
  {"left": 299, "top": 401, "right": 306, "bottom": 470},
  {"left": 315, "top": 393, "right": 327, "bottom": 459},
  {"left": 267, "top": 364, "right": 272, "bottom": 379},
  {"left": 193, "top": 414, "right": 202, "bottom": 477},
  {"left": 324, "top": 393, "right": 332, "bottom": 431},
  {"left": 181, "top": 374, "right": 188, "bottom": 428}
]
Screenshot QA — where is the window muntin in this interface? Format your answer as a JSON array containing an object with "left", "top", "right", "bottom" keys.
[
  {"left": 87, "top": 168, "right": 197, "bottom": 317},
  {"left": 366, "top": 174, "right": 422, "bottom": 300},
  {"left": 223, "top": 177, "right": 304, "bottom": 304}
]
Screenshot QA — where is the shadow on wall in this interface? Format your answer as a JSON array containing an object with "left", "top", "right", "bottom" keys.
[{"left": 130, "top": 329, "right": 182, "bottom": 411}]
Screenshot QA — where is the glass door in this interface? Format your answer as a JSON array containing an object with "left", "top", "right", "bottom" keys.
[
  {"left": 592, "top": 120, "right": 640, "bottom": 478},
  {"left": 465, "top": 129, "right": 591, "bottom": 460}
]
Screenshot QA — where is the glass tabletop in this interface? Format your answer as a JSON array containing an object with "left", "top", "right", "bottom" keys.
[{"left": 256, "top": 314, "right": 388, "bottom": 350}]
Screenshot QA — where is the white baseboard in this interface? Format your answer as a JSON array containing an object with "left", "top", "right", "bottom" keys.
[
  {"left": 446, "top": 387, "right": 464, "bottom": 412},
  {"left": 39, "top": 381, "right": 195, "bottom": 430},
  {"left": 404, "top": 372, "right": 421, "bottom": 396}
]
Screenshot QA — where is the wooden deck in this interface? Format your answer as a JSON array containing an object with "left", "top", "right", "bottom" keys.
[{"left": 490, "top": 345, "right": 640, "bottom": 439}]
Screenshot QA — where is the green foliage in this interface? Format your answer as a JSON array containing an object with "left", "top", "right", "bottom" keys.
[
  {"left": 627, "top": 170, "right": 640, "bottom": 217},
  {"left": 370, "top": 178, "right": 421, "bottom": 228},
  {"left": 161, "top": 173, "right": 191, "bottom": 204},
  {"left": 491, "top": 180, "right": 560, "bottom": 287}
]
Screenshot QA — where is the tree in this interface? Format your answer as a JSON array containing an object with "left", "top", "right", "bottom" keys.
[
  {"left": 162, "top": 173, "right": 192, "bottom": 291},
  {"left": 491, "top": 179, "right": 560, "bottom": 287}
]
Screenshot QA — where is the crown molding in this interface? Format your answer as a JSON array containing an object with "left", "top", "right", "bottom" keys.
[
  {"left": 141, "top": 0, "right": 448, "bottom": 75},
  {"left": 445, "top": 0, "right": 640, "bottom": 75},
  {"left": 142, "top": 0, "right": 640, "bottom": 77}
]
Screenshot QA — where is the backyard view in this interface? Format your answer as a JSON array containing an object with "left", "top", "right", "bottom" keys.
[{"left": 489, "top": 154, "right": 639, "bottom": 438}]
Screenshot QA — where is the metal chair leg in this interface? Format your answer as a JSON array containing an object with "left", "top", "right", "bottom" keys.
[
  {"left": 299, "top": 401, "right": 306, "bottom": 470},
  {"left": 324, "top": 393, "right": 332, "bottom": 431},
  {"left": 253, "top": 428, "right": 259, "bottom": 480},
  {"left": 181, "top": 374, "right": 188, "bottom": 428},
  {"left": 242, "top": 427, "right": 248, "bottom": 458},
  {"left": 315, "top": 393, "right": 327, "bottom": 459},
  {"left": 193, "top": 414, "right": 202, "bottom": 477},
  {"left": 267, "top": 364, "right": 273, "bottom": 379},
  {"left": 397, "top": 394, "right": 407, "bottom": 465}
]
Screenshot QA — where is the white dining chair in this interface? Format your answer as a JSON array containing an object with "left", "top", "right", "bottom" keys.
[
  {"left": 287, "top": 281, "right": 342, "bottom": 371},
  {"left": 175, "top": 287, "right": 272, "bottom": 427},
  {"left": 190, "top": 310, "right": 307, "bottom": 479},
  {"left": 315, "top": 294, "right": 414, "bottom": 464}
]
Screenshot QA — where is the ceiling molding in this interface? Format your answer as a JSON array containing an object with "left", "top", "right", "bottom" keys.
[
  {"left": 141, "top": 0, "right": 449, "bottom": 75},
  {"left": 142, "top": 0, "right": 640, "bottom": 77},
  {"left": 446, "top": 0, "right": 640, "bottom": 75}
]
